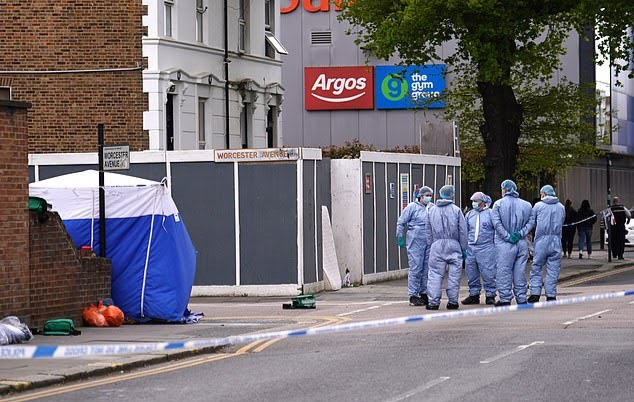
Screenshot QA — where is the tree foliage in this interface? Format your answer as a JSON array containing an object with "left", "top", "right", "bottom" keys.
[{"left": 339, "top": 0, "right": 634, "bottom": 196}]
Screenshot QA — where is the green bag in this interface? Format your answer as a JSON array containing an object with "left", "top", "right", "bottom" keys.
[{"left": 42, "top": 318, "right": 81, "bottom": 336}]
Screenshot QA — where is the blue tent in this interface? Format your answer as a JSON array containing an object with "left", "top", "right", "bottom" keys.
[{"left": 29, "top": 170, "right": 196, "bottom": 323}]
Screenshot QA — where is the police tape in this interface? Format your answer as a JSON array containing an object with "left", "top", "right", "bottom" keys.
[
  {"left": 2, "top": 289, "right": 633, "bottom": 360},
  {"left": 562, "top": 214, "right": 599, "bottom": 227}
]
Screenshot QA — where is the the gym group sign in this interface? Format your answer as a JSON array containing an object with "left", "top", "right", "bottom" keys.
[
  {"left": 304, "top": 66, "right": 374, "bottom": 110},
  {"left": 304, "top": 65, "right": 446, "bottom": 111}
]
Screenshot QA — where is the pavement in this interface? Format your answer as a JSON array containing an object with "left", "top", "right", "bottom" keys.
[{"left": 1, "top": 246, "right": 632, "bottom": 397}]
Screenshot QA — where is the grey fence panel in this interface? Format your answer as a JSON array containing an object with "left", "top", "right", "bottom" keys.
[
  {"left": 171, "top": 162, "right": 236, "bottom": 286},
  {"left": 454, "top": 167, "right": 462, "bottom": 207},
  {"left": 412, "top": 164, "right": 423, "bottom": 189},
  {"left": 375, "top": 163, "right": 387, "bottom": 273},
  {"left": 303, "top": 160, "right": 317, "bottom": 284},
  {"left": 316, "top": 159, "right": 331, "bottom": 282},
  {"left": 424, "top": 164, "right": 436, "bottom": 194},
  {"left": 436, "top": 165, "right": 447, "bottom": 194},
  {"left": 398, "top": 163, "right": 409, "bottom": 268},
  {"left": 122, "top": 163, "right": 167, "bottom": 182},
  {"left": 239, "top": 163, "right": 298, "bottom": 285},
  {"left": 38, "top": 164, "right": 98, "bottom": 181},
  {"left": 387, "top": 163, "right": 399, "bottom": 271},
  {"left": 362, "top": 162, "right": 375, "bottom": 274}
]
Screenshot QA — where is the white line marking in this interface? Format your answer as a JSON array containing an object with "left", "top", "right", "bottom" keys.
[
  {"left": 385, "top": 377, "right": 450, "bottom": 402},
  {"left": 629, "top": 301, "right": 634, "bottom": 305},
  {"left": 562, "top": 309, "right": 612, "bottom": 326},
  {"left": 480, "top": 341, "right": 544, "bottom": 364},
  {"left": 337, "top": 305, "right": 381, "bottom": 317}
]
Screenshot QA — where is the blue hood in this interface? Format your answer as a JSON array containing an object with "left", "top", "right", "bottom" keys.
[
  {"left": 541, "top": 195, "right": 559, "bottom": 205},
  {"left": 436, "top": 199, "right": 454, "bottom": 207}
]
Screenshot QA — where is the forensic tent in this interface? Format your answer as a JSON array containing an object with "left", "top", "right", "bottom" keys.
[{"left": 29, "top": 170, "right": 196, "bottom": 323}]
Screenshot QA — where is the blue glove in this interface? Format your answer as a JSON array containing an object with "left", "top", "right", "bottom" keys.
[
  {"left": 398, "top": 235, "right": 406, "bottom": 248},
  {"left": 462, "top": 250, "right": 467, "bottom": 260}
]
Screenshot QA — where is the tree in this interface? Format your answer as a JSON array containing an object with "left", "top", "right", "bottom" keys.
[{"left": 339, "top": 0, "right": 634, "bottom": 197}]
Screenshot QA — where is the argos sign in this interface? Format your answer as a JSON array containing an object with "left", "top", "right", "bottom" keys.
[{"left": 304, "top": 66, "right": 374, "bottom": 110}]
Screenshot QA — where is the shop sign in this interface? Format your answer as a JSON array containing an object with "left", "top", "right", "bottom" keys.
[
  {"left": 214, "top": 148, "right": 300, "bottom": 162},
  {"left": 375, "top": 65, "right": 446, "bottom": 109},
  {"left": 305, "top": 66, "right": 374, "bottom": 111},
  {"left": 281, "top": 0, "right": 343, "bottom": 14}
]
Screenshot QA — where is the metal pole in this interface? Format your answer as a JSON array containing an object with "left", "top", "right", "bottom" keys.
[
  {"left": 224, "top": 0, "right": 230, "bottom": 148},
  {"left": 606, "top": 153, "right": 611, "bottom": 262},
  {"left": 98, "top": 124, "right": 106, "bottom": 258}
]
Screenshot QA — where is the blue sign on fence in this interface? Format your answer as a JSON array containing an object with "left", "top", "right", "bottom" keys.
[{"left": 375, "top": 65, "right": 446, "bottom": 109}]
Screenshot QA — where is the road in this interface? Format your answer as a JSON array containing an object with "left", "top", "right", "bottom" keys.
[{"left": 5, "top": 261, "right": 634, "bottom": 402}]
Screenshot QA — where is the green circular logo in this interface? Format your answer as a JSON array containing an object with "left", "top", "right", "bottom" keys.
[{"left": 381, "top": 74, "right": 407, "bottom": 101}]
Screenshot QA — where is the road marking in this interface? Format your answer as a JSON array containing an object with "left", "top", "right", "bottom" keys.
[
  {"left": 560, "top": 266, "right": 634, "bottom": 287},
  {"left": 480, "top": 341, "right": 544, "bottom": 364},
  {"left": 629, "top": 301, "right": 634, "bottom": 305},
  {"left": 563, "top": 309, "right": 611, "bottom": 326},
  {"left": 384, "top": 377, "right": 450, "bottom": 402},
  {"left": 2, "top": 315, "right": 349, "bottom": 401},
  {"left": 336, "top": 305, "right": 381, "bottom": 317}
]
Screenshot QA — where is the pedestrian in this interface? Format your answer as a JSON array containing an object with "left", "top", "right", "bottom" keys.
[
  {"left": 609, "top": 196, "right": 632, "bottom": 260},
  {"left": 490, "top": 179, "right": 533, "bottom": 307},
  {"left": 526, "top": 185, "right": 565, "bottom": 302},
  {"left": 561, "top": 200, "right": 576, "bottom": 258},
  {"left": 397, "top": 186, "right": 434, "bottom": 306},
  {"left": 425, "top": 185, "right": 468, "bottom": 310},
  {"left": 576, "top": 200, "right": 597, "bottom": 259},
  {"left": 462, "top": 192, "right": 497, "bottom": 305}
]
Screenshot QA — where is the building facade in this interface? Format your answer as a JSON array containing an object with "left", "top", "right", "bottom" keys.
[
  {"left": 143, "top": 0, "right": 287, "bottom": 151},
  {"left": 0, "top": 0, "right": 147, "bottom": 153}
]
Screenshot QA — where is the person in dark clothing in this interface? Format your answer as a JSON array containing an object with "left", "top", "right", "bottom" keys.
[
  {"left": 610, "top": 197, "right": 632, "bottom": 260},
  {"left": 561, "top": 199, "right": 576, "bottom": 258},
  {"left": 576, "top": 200, "right": 597, "bottom": 259}
]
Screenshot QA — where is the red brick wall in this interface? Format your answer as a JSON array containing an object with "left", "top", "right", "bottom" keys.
[
  {"left": 0, "top": 101, "right": 31, "bottom": 322},
  {"left": 0, "top": 0, "right": 148, "bottom": 153},
  {"left": 28, "top": 211, "right": 111, "bottom": 328}
]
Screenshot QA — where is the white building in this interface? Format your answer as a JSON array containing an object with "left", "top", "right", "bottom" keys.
[{"left": 143, "top": 0, "right": 287, "bottom": 150}]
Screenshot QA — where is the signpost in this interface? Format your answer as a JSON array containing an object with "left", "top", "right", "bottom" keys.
[
  {"left": 97, "top": 125, "right": 106, "bottom": 258},
  {"left": 102, "top": 145, "right": 130, "bottom": 171},
  {"left": 214, "top": 147, "right": 300, "bottom": 163}
]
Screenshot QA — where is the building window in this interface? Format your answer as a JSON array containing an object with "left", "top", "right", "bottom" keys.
[
  {"left": 198, "top": 98, "right": 207, "bottom": 149},
  {"left": 240, "top": 105, "right": 250, "bottom": 148},
  {"left": 264, "top": 0, "right": 274, "bottom": 58},
  {"left": 238, "top": 0, "right": 248, "bottom": 52},
  {"left": 0, "top": 87, "right": 10, "bottom": 101},
  {"left": 266, "top": 106, "right": 276, "bottom": 147},
  {"left": 196, "top": 0, "right": 205, "bottom": 43},
  {"left": 164, "top": 0, "right": 173, "bottom": 37},
  {"left": 263, "top": 0, "right": 288, "bottom": 57}
]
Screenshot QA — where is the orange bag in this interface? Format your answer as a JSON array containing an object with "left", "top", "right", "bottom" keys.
[
  {"left": 97, "top": 300, "right": 107, "bottom": 313},
  {"left": 102, "top": 306, "right": 124, "bottom": 327},
  {"left": 82, "top": 304, "right": 108, "bottom": 327}
]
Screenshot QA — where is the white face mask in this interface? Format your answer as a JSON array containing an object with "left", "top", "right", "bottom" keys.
[
  {"left": 472, "top": 202, "right": 480, "bottom": 210},
  {"left": 422, "top": 196, "right": 432, "bottom": 205}
]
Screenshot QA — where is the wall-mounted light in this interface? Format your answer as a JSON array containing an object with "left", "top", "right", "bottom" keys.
[
  {"left": 176, "top": 71, "right": 181, "bottom": 80},
  {"left": 208, "top": 75, "right": 213, "bottom": 85}
]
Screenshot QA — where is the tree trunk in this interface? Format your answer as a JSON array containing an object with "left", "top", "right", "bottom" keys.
[{"left": 477, "top": 81, "right": 523, "bottom": 200}]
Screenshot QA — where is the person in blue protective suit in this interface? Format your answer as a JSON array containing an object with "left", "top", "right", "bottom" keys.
[
  {"left": 491, "top": 179, "right": 533, "bottom": 307},
  {"left": 462, "top": 192, "right": 497, "bottom": 305},
  {"left": 425, "top": 185, "right": 468, "bottom": 310},
  {"left": 525, "top": 185, "right": 565, "bottom": 302},
  {"left": 397, "top": 186, "right": 435, "bottom": 306}
]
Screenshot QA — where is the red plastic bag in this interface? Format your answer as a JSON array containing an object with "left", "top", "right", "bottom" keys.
[
  {"left": 96, "top": 300, "right": 107, "bottom": 314},
  {"left": 82, "top": 304, "right": 108, "bottom": 327},
  {"left": 102, "top": 306, "right": 124, "bottom": 327}
]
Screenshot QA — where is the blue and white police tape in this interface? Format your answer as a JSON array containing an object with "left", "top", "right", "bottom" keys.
[{"left": 2, "top": 289, "right": 633, "bottom": 359}]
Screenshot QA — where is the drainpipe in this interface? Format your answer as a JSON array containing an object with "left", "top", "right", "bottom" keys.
[{"left": 224, "top": 0, "right": 230, "bottom": 148}]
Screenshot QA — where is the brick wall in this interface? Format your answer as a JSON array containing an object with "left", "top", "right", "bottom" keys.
[
  {"left": 0, "top": 101, "right": 31, "bottom": 322},
  {"left": 28, "top": 211, "right": 111, "bottom": 328},
  {"left": 0, "top": 0, "right": 148, "bottom": 153}
]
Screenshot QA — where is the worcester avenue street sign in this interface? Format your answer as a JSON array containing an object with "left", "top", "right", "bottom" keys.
[{"left": 102, "top": 145, "right": 130, "bottom": 171}]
